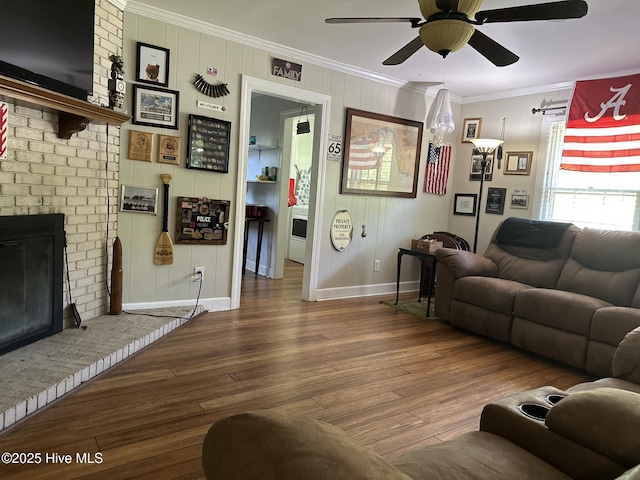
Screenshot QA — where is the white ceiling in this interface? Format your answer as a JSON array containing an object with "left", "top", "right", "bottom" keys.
[{"left": 129, "top": 0, "right": 640, "bottom": 101}]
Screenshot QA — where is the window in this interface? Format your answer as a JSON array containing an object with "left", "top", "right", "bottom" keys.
[{"left": 538, "top": 117, "right": 640, "bottom": 231}]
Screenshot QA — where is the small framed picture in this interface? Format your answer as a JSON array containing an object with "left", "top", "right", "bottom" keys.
[
  {"left": 136, "top": 42, "right": 170, "bottom": 87},
  {"left": 486, "top": 187, "right": 507, "bottom": 215},
  {"left": 511, "top": 194, "right": 530, "bottom": 209},
  {"left": 128, "top": 130, "right": 153, "bottom": 162},
  {"left": 505, "top": 151, "right": 533, "bottom": 175},
  {"left": 454, "top": 193, "right": 477, "bottom": 216},
  {"left": 461, "top": 118, "right": 482, "bottom": 143},
  {"left": 132, "top": 84, "right": 180, "bottom": 130},
  {"left": 157, "top": 134, "right": 181, "bottom": 165},
  {"left": 469, "top": 150, "right": 493, "bottom": 181},
  {"left": 120, "top": 185, "right": 158, "bottom": 215}
]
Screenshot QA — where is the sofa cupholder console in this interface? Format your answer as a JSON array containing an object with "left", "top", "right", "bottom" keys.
[
  {"left": 545, "top": 394, "right": 566, "bottom": 405},
  {"left": 518, "top": 403, "right": 550, "bottom": 421},
  {"left": 480, "top": 386, "right": 566, "bottom": 445}
]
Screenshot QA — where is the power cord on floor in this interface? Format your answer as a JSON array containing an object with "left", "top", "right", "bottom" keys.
[
  {"left": 101, "top": 123, "right": 203, "bottom": 320},
  {"left": 121, "top": 274, "right": 203, "bottom": 320}
]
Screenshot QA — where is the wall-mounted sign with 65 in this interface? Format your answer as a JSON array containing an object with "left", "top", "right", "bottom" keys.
[{"left": 327, "top": 134, "right": 342, "bottom": 162}]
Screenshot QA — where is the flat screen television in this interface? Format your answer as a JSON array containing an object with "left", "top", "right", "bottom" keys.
[{"left": 0, "top": 0, "right": 95, "bottom": 101}]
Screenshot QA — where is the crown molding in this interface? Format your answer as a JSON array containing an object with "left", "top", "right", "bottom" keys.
[
  {"left": 125, "top": 1, "right": 463, "bottom": 103},
  {"left": 463, "top": 67, "right": 640, "bottom": 104},
  {"left": 108, "top": 0, "right": 128, "bottom": 11},
  {"left": 462, "top": 81, "right": 574, "bottom": 105}
]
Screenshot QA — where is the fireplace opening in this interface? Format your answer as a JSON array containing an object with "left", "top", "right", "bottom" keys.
[{"left": 0, "top": 214, "right": 64, "bottom": 356}]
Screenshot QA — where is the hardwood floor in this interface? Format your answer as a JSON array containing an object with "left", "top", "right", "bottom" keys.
[{"left": 0, "top": 261, "right": 592, "bottom": 479}]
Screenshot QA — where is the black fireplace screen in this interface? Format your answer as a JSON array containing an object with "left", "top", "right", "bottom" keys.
[{"left": 0, "top": 214, "right": 64, "bottom": 355}]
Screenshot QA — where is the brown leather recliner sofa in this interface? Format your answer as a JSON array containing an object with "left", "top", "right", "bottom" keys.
[
  {"left": 434, "top": 217, "right": 640, "bottom": 378},
  {"left": 201, "top": 383, "right": 640, "bottom": 480}
]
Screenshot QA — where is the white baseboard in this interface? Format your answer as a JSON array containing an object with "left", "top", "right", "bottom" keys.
[
  {"left": 314, "top": 281, "right": 420, "bottom": 301},
  {"left": 122, "top": 297, "right": 231, "bottom": 313}
]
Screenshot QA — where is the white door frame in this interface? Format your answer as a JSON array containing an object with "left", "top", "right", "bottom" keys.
[{"left": 230, "top": 76, "right": 331, "bottom": 308}]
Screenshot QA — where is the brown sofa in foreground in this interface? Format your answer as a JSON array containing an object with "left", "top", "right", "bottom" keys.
[
  {"left": 201, "top": 384, "right": 640, "bottom": 480},
  {"left": 434, "top": 218, "right": 640, "bottom": 378}
]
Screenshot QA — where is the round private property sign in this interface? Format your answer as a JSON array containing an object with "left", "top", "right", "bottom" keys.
[{"left": 330, "top": 210, "right": 353, "bottom": 251}]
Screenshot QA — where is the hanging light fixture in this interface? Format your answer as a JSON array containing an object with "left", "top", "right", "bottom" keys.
[
  {"left": 419, "top": 20, "right": 474, "bottom": 58},
  {"left": 426, "top": 88, "right": 455, "bottom": 146},
  {"left": 469, "top": 138, "right": 503, "bottom": 253},
  {"left": 417, "top": 0, "right": 482, "bottom": 58}
]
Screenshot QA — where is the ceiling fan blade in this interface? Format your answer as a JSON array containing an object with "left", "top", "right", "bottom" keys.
[
  {"left": 435, "top": 0, "right": 459, "bottom": 12},
  {"left": 475, "top": 0, "right": 588, "bottom": 24},
  {"left": 325, "top": 17, "right": 422, "bottom": 27},
  {"left": 382, "top": 36, "right": 425, "bottom": 66},
  {"left": 467, "top": 30, "right": 519, "bottom": 67}
]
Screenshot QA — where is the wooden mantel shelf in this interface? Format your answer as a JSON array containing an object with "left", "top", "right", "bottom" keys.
[{"left": 0, "top": 75, "right": 130, "bottom": 139}]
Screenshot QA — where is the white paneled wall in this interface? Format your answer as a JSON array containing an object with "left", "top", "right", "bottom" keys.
[{"left": 120, "top": 10, "right": 457, "bottom": 306}]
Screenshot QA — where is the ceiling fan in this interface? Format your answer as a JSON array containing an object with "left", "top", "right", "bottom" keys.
[{"left": 326, "top": 0, "right": 588, "bottom": 67}]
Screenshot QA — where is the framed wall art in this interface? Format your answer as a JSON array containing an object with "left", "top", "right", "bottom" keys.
[
  {"left": 505, "top": 151, "right": 533, "bottom": 175},
  {"left": 461, "top": 118, "right": 482, "bottom": 143},
  {"left": 157, "top": 134, "right": 181, "bottom": 165},
  {"left": 120, "top": 185, "right": 158, "bottom": 215},
  {"left": 132, "top": 84, "right": 179, "bottom": 129},
  {"left": 511, "top": 193, "right": 530, "bottom": 209},
  {"left": 186, "top": 114, "right": 231, "bottom": 173},
  {"left": 454, "top": 193, "right": 477, "bottom": 216},
  {"left": 469, "top": 149, "right": 494, "bottom": 181},
  {"left": 486, "top": 187, "right": 507, "bottom": 214},
  {"left": 128, "top": 130, "right": 153, "bottom": 162},
  {"left": 175, "top": 196, "right": 230, "bottom": 245},
  {"left": 341, "top": 108, "right": 423, "bottom": 198},
  {"left": 136, "top": 42, "right": 170, "bottom": 87}
]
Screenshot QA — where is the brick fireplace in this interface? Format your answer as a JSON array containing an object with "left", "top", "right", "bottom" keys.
[{"left": 0, "top": 0, "right": 123, "bottom": 327}]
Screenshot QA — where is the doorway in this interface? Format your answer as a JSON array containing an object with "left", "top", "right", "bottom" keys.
[{"left": 230, "top": 76, "right": 331, "bottom": 309}]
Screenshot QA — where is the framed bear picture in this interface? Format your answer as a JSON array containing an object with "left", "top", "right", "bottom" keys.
[{"left": 136, "top": 42, "right": 170, "bottom": 87}]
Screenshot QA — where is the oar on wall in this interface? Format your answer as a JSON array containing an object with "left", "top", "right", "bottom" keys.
[{"left": 154, "top": 174, "right": 174, "bottom": 265}]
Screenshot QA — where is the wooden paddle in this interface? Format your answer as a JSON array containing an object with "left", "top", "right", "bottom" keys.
[{"left": 154, "top": 174, "right": 174, "bottom": 265}]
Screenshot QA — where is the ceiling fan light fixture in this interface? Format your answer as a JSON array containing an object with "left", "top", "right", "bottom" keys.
[
  {"left": 418, "top": 0, "right": 484, "bottom": 19},
  {"left": 419, "top": 20, "right": 475, "bottom": 58}
]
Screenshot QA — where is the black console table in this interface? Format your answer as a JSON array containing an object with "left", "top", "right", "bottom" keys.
[
  {"left": 243, "top": 217, "right": 270, "bottom": 276},
  {"left": 395, "top": 248, "right": 437, "bottom": 317}
]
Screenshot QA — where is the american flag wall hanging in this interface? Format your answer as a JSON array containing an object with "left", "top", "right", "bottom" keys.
[
  {"left": 561, "top": 73, "right": 640, "bottom": 172},
  {"left": 0, "top": 102, "right": 8, "bottom": 160},
  {"left": 423, "top": 142, "right": 451, "bottom": 195}
]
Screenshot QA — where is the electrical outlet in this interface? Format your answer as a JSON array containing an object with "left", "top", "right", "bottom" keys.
[
  {"left": 374, "top": 260, "right": 380, "bottom": 272},
  {"left": 193, "top": 266, "right": 205, "bottom": 282}
]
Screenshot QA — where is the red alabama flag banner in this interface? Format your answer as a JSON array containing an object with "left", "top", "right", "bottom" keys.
[{"left": 561, "top": 73, "right": 640, "bottom": 172}]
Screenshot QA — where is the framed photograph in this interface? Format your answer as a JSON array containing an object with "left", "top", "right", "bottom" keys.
[
  {"left": 186, "top": 114, "right": 231, "bottom": 173},
  {"left": 157, "top": 134, "right": 181, "bottom": 165},
  {"left": 454, "top": 193, "right": 477, "bottom": 216},
  {"left": 461, "top": 118, "right": 482, "bottom": 143},
  {"left": 120, "top": 185, "right": 158, "bottom": 215},
  {"left": 175, "top": 196, "right": 231, "bottom": 245},
  {"left": 486, "top": 187, "right": 507, "bottom": 214},
  {"left": 128, "top": 130, "right": 153, "bottom": 162},
  {"left": 136, "top": 42, "right": 170, "bottom": 87},
  {"left": 469, "top": 150, "right": 494, "bottom": 181},
  {"left": 132, "top": 84, "right": 179, "bottom": 129},
  {"left": 341, "top": 108, "right": 423, "bottom": 198},
  {"left": 505, "top": 151, "right": 533, "bottom": 175},
  {"left": 511, "top": 194, "right": 530, "bottom": 209}
]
